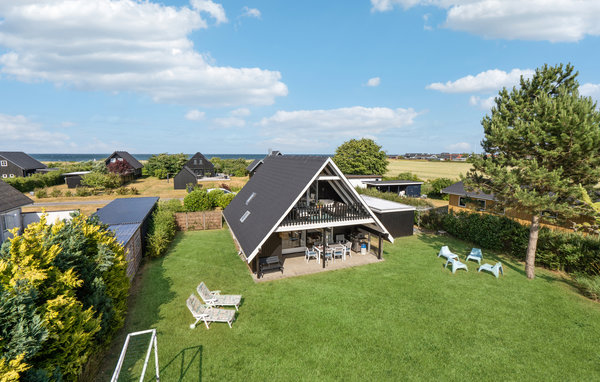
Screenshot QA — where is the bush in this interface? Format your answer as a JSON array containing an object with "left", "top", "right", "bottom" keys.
[
  {"left": 210, "top": 157, "right": 249, "bottom": 177},
  {"left": 50, "top": 188, "right": 62, "bottom": 197},
  {"left": 218, "top": 193, "right": 236, "bottom": 209},
  {"left": 356, "top": 187, "right": 433, "bottom": 208},
  {"left": 4, "top": 171, "right": 63, "bottom": 192},
  {"left": 207, "top": 189, "right": 224, "bottom": 207},
  {"left": 0, "top": 215, "right": 129, "bottom": 380},
  {"left": 115, "top": 187, "right": 129, "bottom": 195},
  {"left": 574, "top": 273, "right": 600, "bottom": 301},
  {"left": 385, "top": 172, "right": 423, "bottom": 182},
  {"left": 426, "top": 178, "right": 453, "bottom": 199},
  {"left": 34, "top": 188, "right": 48, "bottom": 198},
  {"left": 81, "top": 172, "right": 121, "bottom": 189},
  {"left": 129, "top": 187, "right": 139, "bottom": 195},
  {"left": 143, "top": 153, "right": 188, "bottom": 179},
  {"left": 147, "top": 200, "right": 181, "bottom": 257},
  {"left": 75, "top": 187, "right": 93, "bottom": 197},
  {"left": 65, "top": 190, "right": 73, "bottom": 197},
  {"left": 184, "top": 189, "right": 212, "bottom": 211}
]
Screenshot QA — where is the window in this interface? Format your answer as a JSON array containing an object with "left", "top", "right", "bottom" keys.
[
  {"left": 193, "top": 159, "right": 197, "bottom": 165},
  {"left": 458, "top": 197, "right": 467, "bottom": 207},
  {"left": 1, "top": 174, "right": 6, "bottom": 178},
  {"left": 9, "top": 174, "right": 14, "bottom": 178},
  {"left": 245, "top": 192, "right": 256, "bottom": 205},
  {"left": 118, "top": 158, "right": 123, "bottom": 161},
  {"left": 111, "top": 158, "right": 116, "bottom": 163},
  {"left": 0, "top": 160, "right": 6, "bottom": 167},
  {"left": 240, "top": 211, "right": 251, "bottom": 223}
]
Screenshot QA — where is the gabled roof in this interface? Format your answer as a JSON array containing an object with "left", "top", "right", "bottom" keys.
[
  {"left": 95, "top": 197, "right": 159, "bottom": 225},
  {"left": 0, "top": 180, "right": 33, "bottom": 213},
  {"left": 246, "top": 159, "right": 262, "bottom": 172},
  {"left": 177, "top": 165, "right": 196, "bottom": 177},
  {"left": 441, "top": 181, "right": 495, "bottom": 201},
  {"left": 106, "top": 151, "right": 143, "bottom": 169},
  {"left": 0, "top": 152, "right": 46, "bottom": 170},
  {"left": 223, "top": 155, "right": 391, "bottom": 263},
  {"left": 186, "top": 152, "right": 214, "bottom": 168}
]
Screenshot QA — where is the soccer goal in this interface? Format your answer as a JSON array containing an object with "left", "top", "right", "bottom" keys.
[{"left": 111, "top": 329, "right": 159, "bottom": 382}]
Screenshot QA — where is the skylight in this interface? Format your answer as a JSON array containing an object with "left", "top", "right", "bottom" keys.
[
  {"left": 240, "top": 211, "right": 251, "bottom": 223},
  {"left": 245, "top": 192, "right": 256, "bottom": 205}
]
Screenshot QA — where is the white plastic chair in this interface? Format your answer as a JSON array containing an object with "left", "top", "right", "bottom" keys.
[
  {"left": 438, "top": 246, "right": 459, "bottom": 260},
  {"left": 305, "top": 248, "right": 318, "bottom": 263},
  {"left": 478, "top": 262, "right": 504, "bottom": 278},
  {"left": 444, "top": 258, "right": 468, "bottom": 274},
  {"left": 466, "top": 248, "right": 483, "bottom": 265}
]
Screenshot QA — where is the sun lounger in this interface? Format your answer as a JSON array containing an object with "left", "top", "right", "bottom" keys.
[
  {"left": 466, "top": 248, "right": 483, "bottom": 264},
  {"left": 186, "top": 294, "right": 235, "bottom": 329},
  {"left": 197, "top": 282, "right": 242, "bottom": 311},
  {"left": 478, "top": 262, "right": 504, "bottom": 278},
  {"left": 438, "top": 246, "right": 459, "bottom": 260},
  {"left": 444, "top": 258, "right": 468, "bottom": 274}
]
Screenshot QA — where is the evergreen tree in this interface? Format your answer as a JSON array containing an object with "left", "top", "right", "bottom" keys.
[
  {"left": 332, "top": 138, "right": 388, "bottom": 175},
  {"left": 467, "top": 63, "right": 600, "bottom": 279}
]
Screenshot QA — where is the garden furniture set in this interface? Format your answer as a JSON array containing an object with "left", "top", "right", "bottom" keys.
[
  {"left": 187, "top": 282, "right": 242, "bottom": 329},
  {"left": 438, "top": 246, "right": 504, "bottom": 278}
]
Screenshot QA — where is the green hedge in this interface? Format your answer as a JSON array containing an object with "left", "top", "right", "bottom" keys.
[
  {"left": 4, "top": 171, "right": 63, "bottom": 192},
  {"left": 147, "top": 200, "right": 182, "bottom": 258},
  {"left": 440, "top": 211, "right": 600, "bottom": 274}
]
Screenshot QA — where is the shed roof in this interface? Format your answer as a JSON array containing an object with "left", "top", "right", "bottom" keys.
[
  {"left": 441, "top": 181, "right": 495, "bottom": 201},
  {"left": 0, "top": 152, "right": 46, "bottom": 170},
  {"left": 363, "top": 180, "right": 423, "bottom": 186},
  {"left": 61, "top": 171, "right": 91, "bottom": 176},
  {"left": 106, "top": 151, "right": 143, "bottom": 169},
  {"left": 107, "top": 223, "right": 140, "bottom": 245},
  {"left": 360, "top": 195, "right": 416, "bottom": 213},
  {"left": 95, "top": 197, "right": 159, "bottom": 225},
  {"left": 345, "top": 175, "right": 383, "bottom": 179},
  {"left": 0, "top": 180, "right": 33, "bottom": 213}
]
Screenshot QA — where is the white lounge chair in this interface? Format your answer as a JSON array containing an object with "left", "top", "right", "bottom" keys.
[
  {"left": 478, "top": 262, "right": 504, "bottom": 278},
  {"left": 186, "top": 294, "right": 235, "bottom": 329},
  {"left": 466, "top": 248, "right": 483, "bottom": 264},
  {"left": 438, "top": 246, "right": 459, "bottom": 260},
  {"left": 444, "top": 258, "right": 468, "bottom": 274},
  {"left": 197, "top": 282, "right": 242, "bottom": 311}
]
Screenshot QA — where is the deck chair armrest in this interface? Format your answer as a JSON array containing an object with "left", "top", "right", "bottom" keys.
[
  {"left": 205, "top": 297, "right": 218, "bottom": 303},
  {"left": 212, "top": 290, "right": 221, "bottom": 295}
]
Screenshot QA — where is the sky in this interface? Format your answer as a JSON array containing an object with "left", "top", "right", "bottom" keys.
[{"left": 1, "top": 0, "right": 600, "bottom": 155}]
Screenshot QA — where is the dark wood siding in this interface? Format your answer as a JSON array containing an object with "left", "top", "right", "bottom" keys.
[
  {"left": 258, "top": 233, "right": 282, "bottom": 261},
  {"left": 374, "top": 210, "right": 414, "bottom": 238},
  {"left": 174, "top": 169, "right": 197, "bottom": 190},
  {"left": 0, "top": 159, "right": 24, "bottom": 178}
]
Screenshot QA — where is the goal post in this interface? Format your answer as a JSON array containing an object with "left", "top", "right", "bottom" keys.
[{"left": 111, "top": 328, "right": 159, "bottom": 382}]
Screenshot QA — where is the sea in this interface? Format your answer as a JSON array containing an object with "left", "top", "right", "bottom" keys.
[{"left": 30, "top": 153, "right": 331, "bottom": 162}]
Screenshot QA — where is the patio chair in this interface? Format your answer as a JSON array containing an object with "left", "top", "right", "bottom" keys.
[
  {"left": 186, "top": 294, "right": 235, "bottom": 329},
  {"left": 478, "top": 262, "right": 504, "bottom": 278},
  {"left": 197, "top": 282, "right": 242, "bottom": 311},
  {"left": 333, "top": 246, "right": 344, "bottom": 261},
  {"left": 323, "top": 247, "right": 333, "bottom": 264},
  {"left": 444, "top": 258, "right": 468, "bottom": 274},
  {"left": 343, "top": 241, "right": 352, "bottom": 258},
  {"left": 466, "top": 248, "right": 483, "bottom": 264},
  {"left": 305, "top": 247, "right": 318, "bottom": 263},
  {"left": 438, "top": 246, "right": 459, "bottom": 260}
]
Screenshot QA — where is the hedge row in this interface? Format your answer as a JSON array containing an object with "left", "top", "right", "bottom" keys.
[
  {"left": 434, "top": 210, "right": 600, "bottom": 275},
  {"left": 4, "top": 171, "right": 63, "bottom": 192},
  {"left": 146, "top": 200, "right": 181, "bottom": 258}
]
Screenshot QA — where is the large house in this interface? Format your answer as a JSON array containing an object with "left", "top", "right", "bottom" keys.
[
  {"left": 173, "top": 152, "right": 215, "bottom": 189},
  {"left": 0, "top": 151, "right": 46, "bottom": 179},
  {"left": 105, "top": 151, "right": 143, "bottom": 178},
  {"left": 224, "top": 155, "right": 394, "bottom": 277},
  {"left": 0, "top": 180, "right": 33, "bottom": 242}
]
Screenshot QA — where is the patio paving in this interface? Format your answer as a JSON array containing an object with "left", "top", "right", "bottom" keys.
[{"left": 253, "top": 249, "right": 383, "bottom": 282}]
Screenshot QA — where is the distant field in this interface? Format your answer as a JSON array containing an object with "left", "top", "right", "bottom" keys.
[{"left": 386, "top": 159, "right": 472, "bottom": 181}]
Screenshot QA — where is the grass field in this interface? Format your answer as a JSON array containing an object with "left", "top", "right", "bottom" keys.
[
  {"left": 96, "top": 229, "right": 600, "bottom": 381},
  {"left": 386, "top": 159, "right": 473, "bottom": 181}
]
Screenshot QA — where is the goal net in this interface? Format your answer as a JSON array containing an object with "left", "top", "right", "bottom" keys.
[{"left": 110, "top": 329, "right": 159, "bottom": 382}]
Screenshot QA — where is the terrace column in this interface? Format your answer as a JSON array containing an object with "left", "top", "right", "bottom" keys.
[
  {"left": 378, "top": 234, "right": 382, "bottom": 259},
  {"left": 322, "top": 228, "right": 326, "bottom": 269}
]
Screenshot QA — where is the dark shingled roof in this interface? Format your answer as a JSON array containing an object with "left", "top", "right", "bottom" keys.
[
  {"left": 108, "top": 223, "right": 140, "bottom": 245},
  {"left": 0, "top": 180, "right": 33, "bottom": 213},
  {"left": 441, "top": 181, "right": 496, "bottom": 201},
  {"left": 95, "top": 197, "right": 159, "bottom": 225},
  {"left": 0, "top": 152, "right": 46, "bottom": 170},
  {"left": 106, "top": 151, "right": 143, "bottom": 170},
  {"left": 246, "top": 159, "right": 262, "bottom": 172},
  {"left": 224, "top": 155, "right": 328, "bottom": 260},
  {"left": 363, "top": 180, "right": 423, "bottom": 186}
]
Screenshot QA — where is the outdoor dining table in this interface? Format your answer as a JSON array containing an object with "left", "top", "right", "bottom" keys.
[{"left": 314, "top": 244, "right": 346, "bottom": 262}]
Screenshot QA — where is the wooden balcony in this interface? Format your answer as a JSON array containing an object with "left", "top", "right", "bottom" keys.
[{"left": 280, "top": 202, "right": 371, "bottom": 228}]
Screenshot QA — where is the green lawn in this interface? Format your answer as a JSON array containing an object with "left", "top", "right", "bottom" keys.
[{"left": 97, "top": 229, "right": 600, "bottom": 381}]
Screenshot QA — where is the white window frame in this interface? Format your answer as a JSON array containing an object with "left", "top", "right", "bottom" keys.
[
  {"left": 118, "top": 157, "right": 123, "bottom": 161},
  {"left": 1, "top": 174, "right": 6, "bottom": 178},
  {"left": 9, "top": 174, "right": 14, "bottom": 178},
  {"left": 0, "top": 160, "right": 7, "bottom": 167},
  {"left": 111, "top": 158, "right": 116, "bottom": 163},
  {"left": 458, "top": 196, "right": 467, "bottom": 207}
]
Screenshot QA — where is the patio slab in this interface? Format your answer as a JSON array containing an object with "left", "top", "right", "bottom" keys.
[{"left": 253, "top": 250, "right": 383, "bottom": 282}]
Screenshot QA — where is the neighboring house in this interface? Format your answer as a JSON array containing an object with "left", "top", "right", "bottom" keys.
[
  {"left": 0, "top": 180, "right": 33, "bottom": 242},
  {"left": 345, "top": 175, "right": 383, "bottom": 189},
  {"left": 363, "top": 180, "right": 423, "bottom": 197},
  {"left": 441, "top": 181, "right": 591, "bottom": 231},
  {"left": 246, "top": 150, "right": 282, "bottom": 178},
  {"left": 223, "top": 155, "right": 393, "bottom": 276},
  {"left": 105, "top": 151, "right": 143, "bottom": 178},
  {"left": 95, "top": 197, "right": 159, "bottom": 278},
  {"left": 173, "top": 152, "right": 215, "bottom": 189},
  {"left": 0, "top": 151, "right": 47, "bottom": 179}
]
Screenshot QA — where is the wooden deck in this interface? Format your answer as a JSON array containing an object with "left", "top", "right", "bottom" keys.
[{"left": 253, "top": 249, "right": 383, "bottom": 282}]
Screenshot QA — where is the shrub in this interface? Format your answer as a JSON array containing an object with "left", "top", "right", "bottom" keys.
[
  {"left": 219, "top": 183, "right": 231, "bottom": 191},
  {"left": 147, "top": 201, "right": 181, "bottom": 257},
  {"left": 218, "top": 193, "right": 236, "bottom": 209},
  {"left": 210, "top": 157, "right": 249, "bottom": 177},
  {"left": 34, "top": 188, "right": 48, "bottom": 198},
  {"left": 65, "top": 190, "right": 73, "bottom": 197},
  {"left": 426, "top": 178, "right": 453, "bottom": 199},
  {"left": 115, "top": 187, "right": 129, "bottom": 195},
  {"left": 356, "top": 187, "right": 433, "bottom": 208},
  {"left": 207, "top": 189, "right": 224, "bottom": 208},
  {"left": 184, "top": 189, "right": 212, "bottom": 211},
  {"left": 50, "top": 188, "right": 62, "bottom": 198},
  {"left": 129, "top": 187, "right": 140, "bottom": 195},
  {"left": 75, "top": 187, "right": 92, "bottom": 197},
  {"left": 81, "top": 172, "right": 121, "bottom": 189},
  {"left": 143, "top": 153, "right": 188, "bottom": 179},
  {"left": 4, "top": 171, "right": 64, "bottom": 192},
  {"left": 0, "top": 215, "right": 129, "bottom": 380},
  {"left": 573, "top": 273, "right": 600, "bottom": 301},
  {"left": 385, "top": 171, "right": 423, "bottom": 182}
]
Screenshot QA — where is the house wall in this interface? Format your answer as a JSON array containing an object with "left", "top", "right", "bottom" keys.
[
  {"left": 124, "top": 227, "right": 142, "bottom": 279},
  {"left": 258, "top": 233, "right": 282, "bottom": 262},
  {"left": 186, "top": 154, "right": 215, "bottom": 177},
  {"left": 0, "top": 208, "right": 22, "bottom": 243},
  {"left": 65, "top": 175, "right": 83, "bottom": 188},
  {"left": 374, "top": 210, "right": 414, "bottom": 238},
  {"left": 174, "top": 170, "right": 196, "bottom": 190},
  {"left": 106, "top": 153, "right": 142, "bottom": 178},
  {"left": 0, "top": 158, "right": 24, "bottom": 179},
  {"left": 405, "top": 185, "right": 421, "bottom": 197},
  {"left": 22, "top": 210, "right": 75, "bottom": 227}
]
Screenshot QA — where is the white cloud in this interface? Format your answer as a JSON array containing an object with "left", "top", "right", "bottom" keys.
[
  {"left": 212, "top": 117, "right": 246, "bottom": 128},
  {"left": 191, "top": 0, "right": 228, "bottom": 24},
  {"left": 241, "top": 6, "right": 261, "bottom": 19},
  {"left": 580, "top": 83, "right": 600, "bottom": 100},
  {"left": 427, "top": 68, "right": 533, "bottom": 93},
  {"left": 0, "top": 114, "right": 71, "bottom": 150},
  {"left": 61, "top": 121, "right": 76, "bottom": 128},
  {"left": 230, "top": 108, "right": 251, "bottom": 117},
  {"left": 0, "top": 1, "right": 287, "bottom": 107},
  {"left": 469, "top": 95, "right": 495, "bottom": 110},
  {"left": 446, "top": 141, "right": 471, "bottom": 151},
  {"left": 366, "top": 77, "right": 381, "bottom": 87},
  {"left": 185, "top": 109, "right": 206, "bottom": 121},
  {"left": 371, "top": 0, "right": 600, "bottom": 42},
  {"left": 257, "top": 106, "right": 418, "bottom": 149}
]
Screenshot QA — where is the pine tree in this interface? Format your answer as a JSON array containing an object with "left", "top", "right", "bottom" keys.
[{"left": 467, "top": 63, "right": 600, "bottom": 279}]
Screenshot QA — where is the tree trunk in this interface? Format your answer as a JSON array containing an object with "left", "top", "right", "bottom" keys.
[{"left": 525, "top": 214, "right": 540, "bottom": 279}]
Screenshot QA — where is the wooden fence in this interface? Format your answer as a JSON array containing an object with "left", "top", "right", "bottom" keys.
[{"left": 174, "top": 210, "right": 223, "bottom": 231}]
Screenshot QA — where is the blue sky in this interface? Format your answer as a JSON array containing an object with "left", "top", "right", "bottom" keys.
[{"left": 1, "top": 0, "right": 599, "bottom": 155}]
